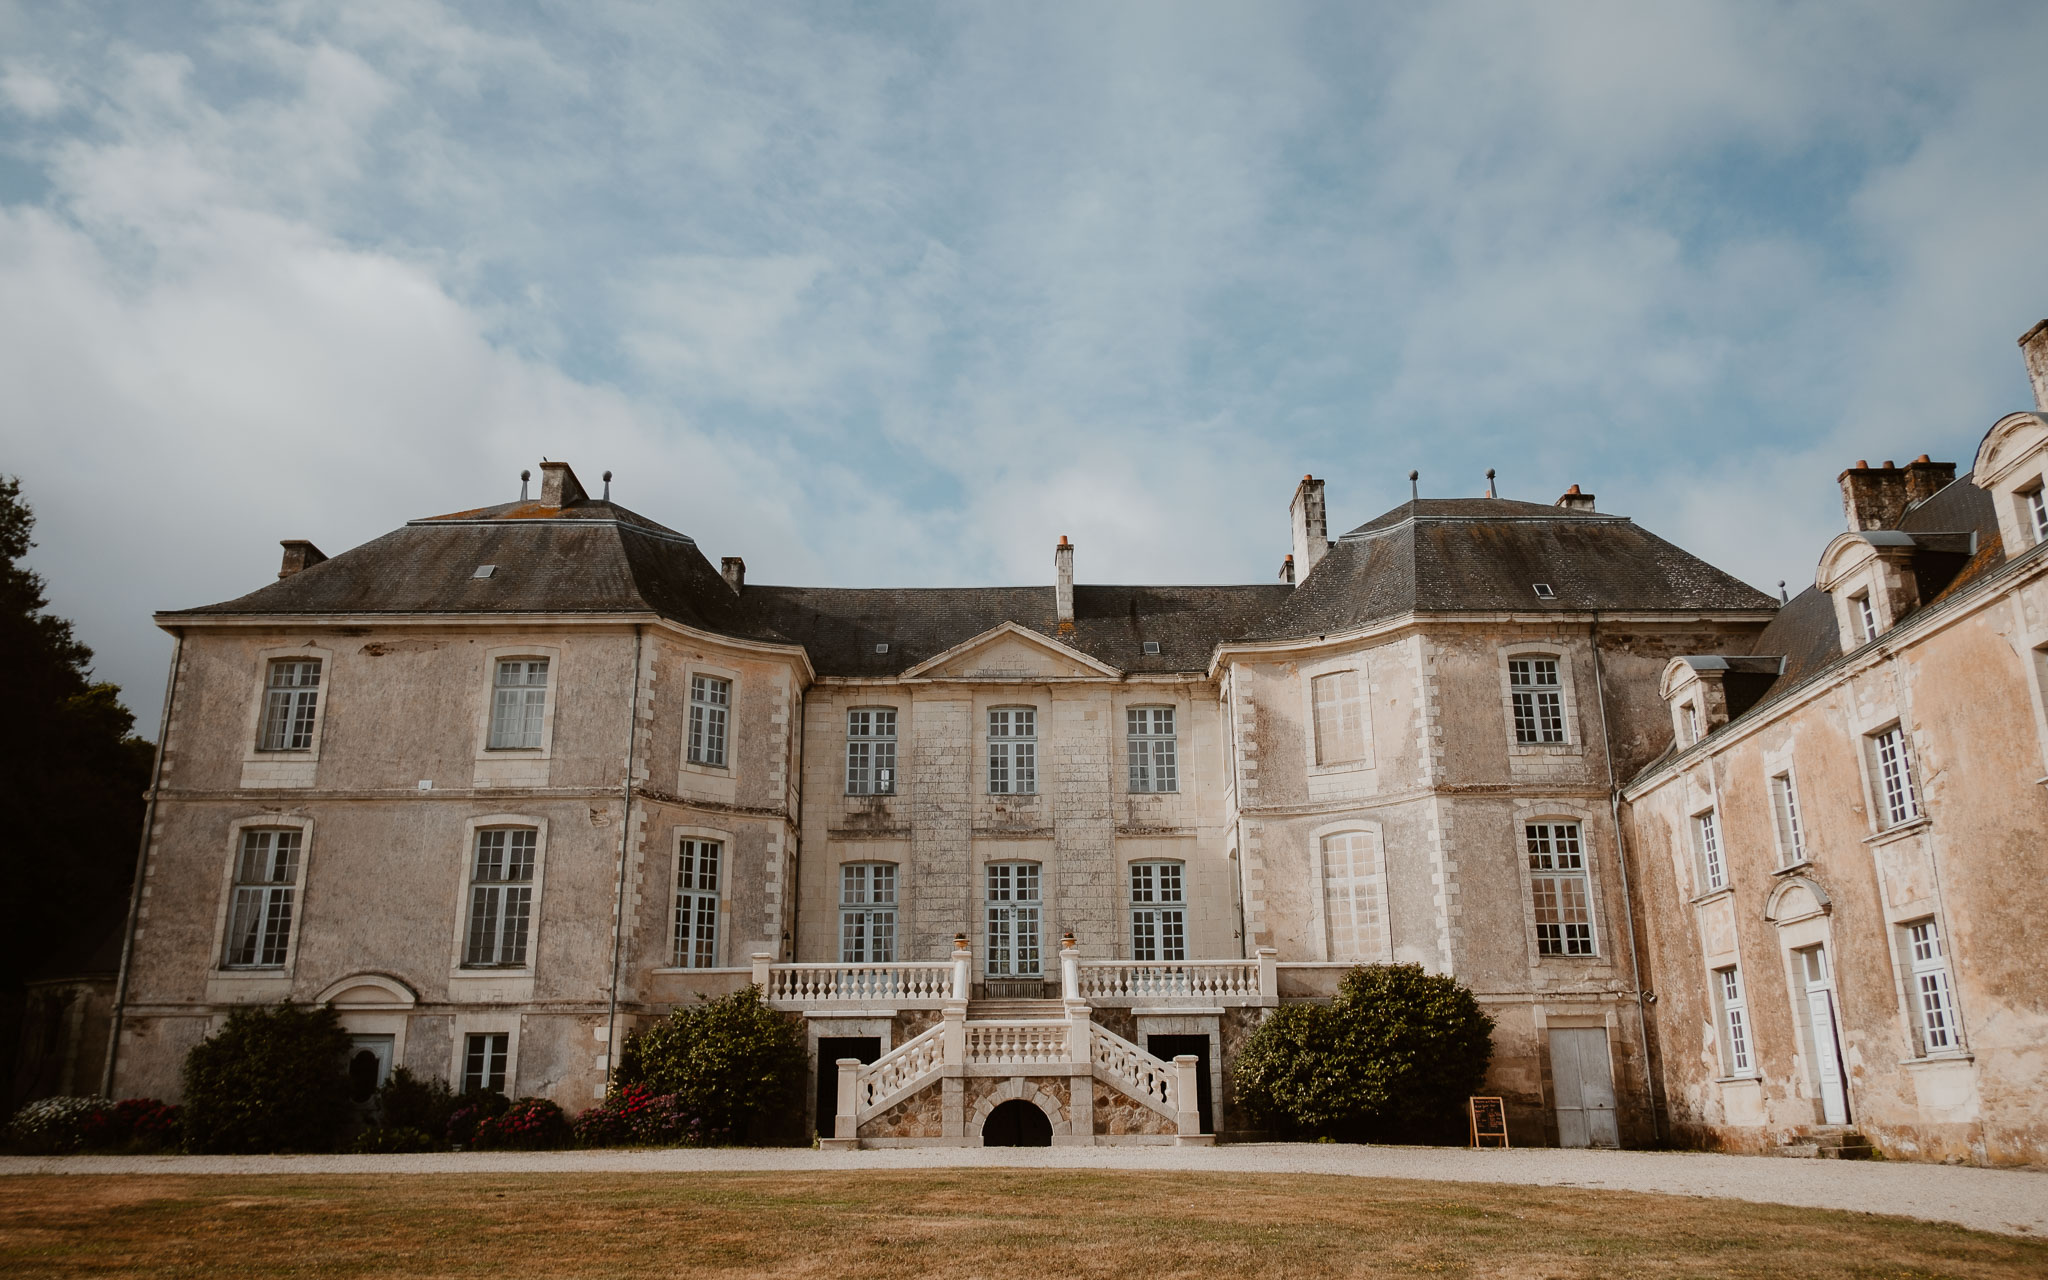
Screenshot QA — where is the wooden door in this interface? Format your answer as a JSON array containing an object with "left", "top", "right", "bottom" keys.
[
  {"left": 1801, "top": 947, "right": 1850, "bottom": 1125},
  {"left": 1549, "top": 1027, "right": 1619, "bottom": 1148}
]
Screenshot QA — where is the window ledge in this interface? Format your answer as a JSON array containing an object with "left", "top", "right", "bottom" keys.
[
  {"left": 1710, "top": 1074, "right": 1762, "bottom": 1086},
  {"left": 1900, "top": 1053, "right": 1974, "bottom": 1069},
  {"left": 650, "top": 966, "right": 752, "bottom": 976},
  {"left": 683, "top": 760, "right": 731, "bottom": 773},
  {"left": 213, "top": 966, "right": 289, "bottom": 976},
  {"left": 1509, "top": 742, "right": 1580, "bottom": 755},
  {"left": 1308, "top": 759, "right": 1374, "bottom": 776},
  {"left": 1770, "top": 859, "right": 1815, "bottom": 878},
  {"left": 1689, "top": 887, "right": 1735, "bottom": 907},
  {"left": 251, "top": 749, "right": 315, "bottom": 756},
  {"left": 482, "top": 747, "right": 548, "bottom": 755},
  {"left": 1863, "top": 816, "right": 1932, "bottom": 848}
]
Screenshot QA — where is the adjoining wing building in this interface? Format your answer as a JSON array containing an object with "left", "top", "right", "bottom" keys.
[{"left": 101, "top": 321, "right": 2048, "bottom": 1161}]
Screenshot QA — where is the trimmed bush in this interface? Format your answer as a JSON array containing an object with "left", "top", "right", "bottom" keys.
[
  {"left": 573, "top": 1083, "right": 703, "bottom": 1147},
  {"left": 612, "top": 987, "right": 808, "bottom": 1146},
  {"left": 181, "top": 1003, "right": 353, "bottom": 1154},
  {"left": 6, "top": 1096, "right": 109, "bottom": 1154},
  {"left": 472, "top": 1097, "right": 570, "bottom": 1150},
  {"left": 1233, "top": 963, "right": 1496, "bottom": 1144},
  {"left": 572, "top": 1101, "right": 633, "bottom": 1148},
  {"left": 84, "top": 1098, "right": 182, "bottom": 1153},
  {"left": 374, "top": 1067, "right": 456, "bottom": 1138},
  {"left": 352, "top": 1126, "right": 438, "bottom": 1154}
]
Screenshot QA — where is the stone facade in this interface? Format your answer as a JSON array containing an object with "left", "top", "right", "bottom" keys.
[
  {"left": 95, "top": 329, "right": 2048, "bottom": 1161},
  {"left": 1621, "top": 328, "right": 2048, "bottom": 1166}
]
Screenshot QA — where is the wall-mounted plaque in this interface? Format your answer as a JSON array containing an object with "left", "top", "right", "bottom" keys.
[{"left": 1468, "top": 1096, "right": 1509, "bottom": 1148}]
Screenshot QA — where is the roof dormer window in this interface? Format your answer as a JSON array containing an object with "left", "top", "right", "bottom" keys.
[
  {"left": 1531, "top": 583, "right": 1555, "bottom": 599},
  {"left": 1852, "top": 591, "right": 1878, "bottom": 644},
  {"left": 2025, "top": 482, "right": 2048, "bottom": 547}
]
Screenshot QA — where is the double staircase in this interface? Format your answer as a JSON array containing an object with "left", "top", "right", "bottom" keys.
[{"left": 817, "top": 951, "right": 1213, "bottom": 1148}]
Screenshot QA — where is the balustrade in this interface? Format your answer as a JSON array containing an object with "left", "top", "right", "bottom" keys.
[
  {"left": 1075, "top": 960, "right": 1261, "bottom": 1004},
  {"left": 965, "top": 1020, "right": 1069, "bottom": 1067},
  {"left": 762, "top": 961, "right": 957, "bottom": 1007}
]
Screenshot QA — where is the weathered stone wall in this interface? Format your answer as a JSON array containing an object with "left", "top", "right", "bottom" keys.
[
  {"left": 864, "top": 1082, "right": 945, "bottom": 1139},
  {"left": 1624, "top": 562, "right": 2048, "bottom": 1165}
]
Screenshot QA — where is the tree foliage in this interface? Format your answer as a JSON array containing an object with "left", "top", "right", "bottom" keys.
[
  {"left": 0, "top": 476, "right": 154, "bottom": 1101},
  {"left": 1233, "top": 964, "right": 1496, "bottom": 1143},
  {"left": 613, "top": 987, "right": 809, "bottom": 1146},
  {"left": 180, "top": 1003, "right": 354, "bottom": 1153}
]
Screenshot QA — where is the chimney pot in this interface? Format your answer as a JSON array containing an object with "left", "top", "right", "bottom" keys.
[
  {"left": 1290, "top": 475, "right": 1329, "bottom": 583},
  {"left": 1903, "top": 456, "right": 1957, "bottom": 509},
  {"left": 1555, "top": 485, "right": 1597, "bottom": 513},
  {"left": 721, "top": 557, "right": 745, "bottom": 593},
  {"left": 1279, "top": 553, "right": 1295, "bottom": 585},
  {"left": 278, "top": 540, "right": 327, "bottom": 579},
  {"left": 1054, "top": 538, "right": 1076, "bottom": 624},
  {"left": 537, "top": 460, "right": 587, "bottom": 509},
  {"left": 2020, "top": 319, "right": 2048, "bottom": 411}
]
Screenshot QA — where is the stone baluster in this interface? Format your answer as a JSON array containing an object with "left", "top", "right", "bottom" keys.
[
  {"left": 1256, "top": 946, "right": 1279, "bottom": 1005},
  {"left": 951, "top": 935, "right": 971, "bottom": 1001},
  {"left": 819, "top": 1057, "right": 860, "bottom": 1150},
  {"left": 1059, "top": 932, "right": 1080, "bottom": 1002},
  {"left": 752, "top": 951, "right": 774, "bottom": 993},
  {"left": 943, "top": 936, "right": 970, "bottom": 1070}
]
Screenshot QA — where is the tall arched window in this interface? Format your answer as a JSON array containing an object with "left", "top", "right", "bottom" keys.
[{"left": 1321, "top": 830, "right": 1389, "bottom": 962}]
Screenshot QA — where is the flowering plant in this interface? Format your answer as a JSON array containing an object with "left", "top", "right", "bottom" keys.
[
  {"left": 471, "top": 1096, "right": 569, "bottom": 1151},
  {"left": 6, "top": 1096, "right": 110, "bottom": 1154}
]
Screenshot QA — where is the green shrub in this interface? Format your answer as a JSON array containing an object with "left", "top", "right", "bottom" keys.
[
  {"left": 373, "top": 1068, "right": 456, "bottom": 1138},
  {"left": 180, "top": 1003, "right": 354, "bottom": 1153},
  {"left": 1233, "top": 963, "right": 1495, "bottom": 1144},
  {"left": 351, "top": 1126, "right": 438, "bottom": 1154},
  {"left": 6, "top": 1096, "right": 109, "bottom": 1154},
  {"left": 613, "top": 986, "right": 808, "bottom": 1146}
]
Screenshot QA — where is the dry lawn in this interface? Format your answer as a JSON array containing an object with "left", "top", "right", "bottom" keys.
[{"left": 3, "top": 1170, "right": 2044, "bottom": 1279}]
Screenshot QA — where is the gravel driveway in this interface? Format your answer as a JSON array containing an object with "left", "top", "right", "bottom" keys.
[{"left": 6, "top": 1144, "right": 2044, "bottom": 1238}]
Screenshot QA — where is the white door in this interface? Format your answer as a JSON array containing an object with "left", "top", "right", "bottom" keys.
[
  {"left": 1801, "top": 948, "right": 1849, "bottom": 1125},
  {"left": 347, "top": 1035, "right": 394, "bottom": 1112},
  {"left": 1549, "top": 1027, "right": 1620, "bottom": 1148}
]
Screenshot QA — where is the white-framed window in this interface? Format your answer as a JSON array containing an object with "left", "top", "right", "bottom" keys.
[
  {"left": 257, "top": 659, "right": 322, "bottom": 751},
  {"left": 985, "top": 862, "right": 1041, "bottom": 976},
  {"left": 462, "top": 1032, "right": 510, "bottom": 1094},
  {"left": 672, "top": 838, "right": 721, "bottom": 969},
  {"left": 987, "top": 707, "right": 1037, "bottom": 794},
  {"left": 1526, "top": 821, "right": 1594, "bottom": 956},
  {"left": 1871, "top": 724, "right": 1922, "bottom": 828},
  {"left": 1510, "top": 658, "right": 1567, "bottom": 744},
  {"left": 1770, "top": 771, "right": 1805, "bottom": 865},
  {"left": 1853, "top": 591, "right": 1878, "bottom": 644},
  {"left": 2025, "top": 483, "right": 2048, "bottom": 546},
  {"left": 1129, "top": 861, "right": 1186, "bottom": 962},
  {"left": 839, "top": 863, "right": 897, "bottom": 964},
  {"left": 1904, "top": 918, "right": 1960, "bottom": 1054},
  {"left": 463, "top": 827, "right": 537, "bottom": 967},
  {"left": 1693, "top": 809, "right": 1726, "bottom": 892},
  {"left": 487, "top": 658, "right": 549, "bottom": 749},
  {"left": 1311, "top": 670, "right": 1366, "bottom": 765},
  {"left": 1681, "top": 701, "right": 1702, "bottom": 746},
  {"left": 1127, "top": 707, "right": 1178, "bottom": 792},
  {"left": 688, "top": 675, "right": 731, "bottom": 767},
  {"left": 1321, "top": 830, "right": 1389, "bottom": 962},
  {"left": 845, "top": 708, "right": 897, "bottom": 795},
  {"left": 222, "top": 828, "right": 302, "bottom": 968},
  {"left": 1714, "top": 965, "right": 1753, "bottom": 1076}
]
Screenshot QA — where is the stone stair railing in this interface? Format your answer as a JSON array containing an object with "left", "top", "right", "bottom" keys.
[
  {"left": 1075, "top": 953, "right": 1276, "bottom": 1006},
  {"left": 826, "top": 942, "right": 1210, "bottom": 1147},
  {"left": 760, "top": 946, "right": 1279, "bottom": 1011}
]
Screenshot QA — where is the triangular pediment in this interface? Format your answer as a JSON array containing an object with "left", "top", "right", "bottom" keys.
[{"left": 902, "top": 621, "right": 1121, "bottom": 681}]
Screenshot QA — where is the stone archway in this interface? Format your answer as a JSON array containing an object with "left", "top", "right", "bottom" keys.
[
  {"left": 983, "top": 1098, "right": 1053, "bottom": 1146},
  {"left": 968, "top": 1077, "right": 1070, "bottom": 1144}
]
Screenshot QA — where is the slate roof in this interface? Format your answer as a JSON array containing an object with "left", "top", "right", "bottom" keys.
[
  {"left": 1246, "top": 500, "right": 1779, "bottom": 639},
  {"left": 169, "top": 489, "right": 1781, "bottom": 677},
  {"left": 737, "top": 584, "right": 1292, "bottom": 677}
]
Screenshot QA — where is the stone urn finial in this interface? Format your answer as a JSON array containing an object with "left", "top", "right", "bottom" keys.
[
  {"left": 1062, "top": 930, "right": 1077, "bottom": 949},
  {"left": 954, "top": 932, "right": 969, "bottom": 950}
]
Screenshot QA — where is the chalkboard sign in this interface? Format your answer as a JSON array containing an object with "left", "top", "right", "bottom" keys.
[{"left": 1468, "top": 1096, "right": 1509, "bottom": 1148}]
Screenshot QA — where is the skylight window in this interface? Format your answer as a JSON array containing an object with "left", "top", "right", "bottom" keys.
[
  {"left": 874, "top": 643, "right": 890, "bottom": 654},
  {"left": 472, "top": 565, "right": 496, "bottom": 579},
  {"left": 1142, "top": 641, "right": 1161, "bottom": 655},
  {"left": 1532, "top": 583, "right": 1555, "bottom": 599}
]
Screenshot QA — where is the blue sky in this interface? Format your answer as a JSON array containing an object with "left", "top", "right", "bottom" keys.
[{"left": 4, "top": 2, "right": 2047, "bottom": 727}]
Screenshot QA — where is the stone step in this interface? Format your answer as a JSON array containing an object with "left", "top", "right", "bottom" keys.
[
  {"left": 967, "top": 999, "right": 1068, "bottom": 1021},
  {"left": 1777, "top": 1128, "right": 1876, "bottom": 1159}
]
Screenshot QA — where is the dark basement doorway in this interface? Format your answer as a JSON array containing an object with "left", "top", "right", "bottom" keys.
[
  {"left": 814, "top": 1037, "right": 881, "bottom": 1139},
  {"left": 982, "top": 1098, "right": 1053, "bottom": 1146},
  {"left": 1145, "top": 1034, "right": 1214, "bottom": 1134}
]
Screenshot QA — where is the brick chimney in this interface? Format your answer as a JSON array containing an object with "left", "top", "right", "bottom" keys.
[
  {"left": 1838, "top": 460, "right": 1910, "bottom": 532},
  {"left": 1290, "top": 475, "right": 1328, "bottom": 582},
  {"left": 721, "top": 557, "right": 745, "bottom": 593},
  {"left": 537, "top": 460, "right": 587, "bottom": 509},
  {"left": 1054, "top": 536, "right": 1075, "bottom": 625},
  {"left": 278, "top": 540, "right": 326, "bottom": 578},
  {"left": 1555, "top": 484, "right": 1597, "bottom": 513},
  {"left": 1902, "top": 455, "right": 1956, "bottom": 509},
  {"left": 2022, "top": 319, "right": 2048, "bottom": 412}
]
